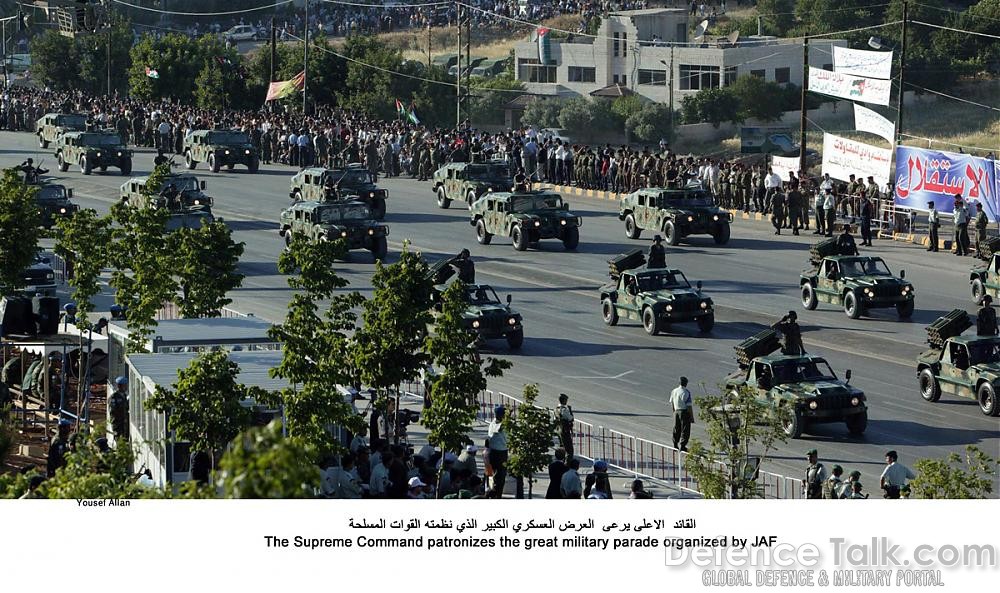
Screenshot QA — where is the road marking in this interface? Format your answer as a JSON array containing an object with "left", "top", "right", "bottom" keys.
[{"left": 564, "top": 370, "right": 636, "bottom": 381}]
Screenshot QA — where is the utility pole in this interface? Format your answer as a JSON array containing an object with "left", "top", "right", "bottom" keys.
[
  {"left": 894, "top": 1, "right": 908, "bottom": 145},
  {"left": 106, "top": 25, "right": 111, "bottom": 95},
  {"left": 464, "top": 10, "right": 471, "bottom": 117},
  {"left": 669, "top": 45, "right": 675, "bottom": 133},
  {"left": 303, "top": 0, "right": 309, "bottom": 114},
  {"left": 270, "top": 17, "right": 276, "bottom": 83},
  {"left": 455, "top": 3, "right": 462, "bottom": 128},
  {"left": 798, "top": 37, "right": 809, "bottom": 176},
  {"left": 426, "top": 23, "right": 431, "bottom": 70}
]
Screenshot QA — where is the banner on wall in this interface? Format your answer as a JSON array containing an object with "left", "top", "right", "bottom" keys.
[
  {"left": 770, "top": 155, "right": 801, "bottom": 181},
  {"left": 808, "top": 67, "right": 892, "bottom": 106},
  {"left": 893, "top": 146, "right": 1000, "bottom": 221},
  {"left": 853, "top": 104, "right": 895, "bottom": 144},
  {"left": 821, "top": 133, "right": 893, "bottom": 185},
  {"left": 833, "top": 46, "right": 893, "bottom": 79}
]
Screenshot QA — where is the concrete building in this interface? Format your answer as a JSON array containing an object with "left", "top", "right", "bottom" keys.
[{"left": 514, "top": 8, "right": 846, "bottom": 109}]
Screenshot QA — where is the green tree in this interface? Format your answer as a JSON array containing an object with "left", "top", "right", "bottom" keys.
[
  {"left": 626, "top": 103, "right": 676, "bottom": 143},
  {"left": 339, "top": 35, "right": 406, "bottom": 118},
  {"left": 910, "top": 445, "right": 998, "bottom": 499},
  {"left": 77, "top": 16, "right": 134, "bottom": 95},
  {"left": 194, "top": 60, "right": 228, "bottom": 109},
  {"left": 0, "top": 170, "right": 42, "bottom": 295},
  {"left": 55, "top": 209, "right": 112, "bottom": 327},
  {"left": 683, "top": 386, "right": 789, "bottom": 499},
  {"left": 680, "top": 87, "right": 741, "bottom": 127},
  {"left": 40, "top": 435, "right": 155, "bottom": 499},
  {"left": 506, "top": 384, "right": 557, "bottom": 499},
  {"left": 467, "top": 75, "right": 525, "bottom": 126},
  {"left": 520, "top": 97, "right": 564, "bottom": 129},
  {"left": 167, "top": 220, "right": 245, "bottom": 318},
  {"left": 216, "top": 421, "right": 322, "bottom": 499},
  {"left": 423, "top": 280, "right": 511, "bottom": 498},
  {"left": 29, "top": 30, "right": 83, "bottom": 91},
  {"left": 729, "top": 74, "right": 786, "bottom": 122},
  {"left": 755, "top": 0, "right": 795, "bottom": 36},
  {"left": 129, "top": 33, "right": 239, "bottom": 103},
  {"left": 611, "top": 95, "right": 644, "bottom": 122}
]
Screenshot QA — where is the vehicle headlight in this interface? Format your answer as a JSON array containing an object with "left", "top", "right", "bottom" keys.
[
  {"left": 713, "top": 214, "right": 719, "bottom": 221},
  {"left": 534, "top": 220, "right": 541, "bottom": 227},
  {"left": 193, "top": 199, "right": 200, "bottom": 206},
  {"left": 902, "top": 286, "right": 910, "bottom": 294},
  {"left": 59, "top": 208, "right": 66, "bottom": 214},
  {"left": 96, "top": 152, "right": 102, "bottom": 157},
  {"left": 864, "top": 288, "right": 873, "bottom": 296},
  {"left": 245, "top": 149, "right": 251, "bottom": 155},
  {"left": 368, "top": 228, "right": 374, "bottom": 235},
  {"left": 808, "top": 401, "right": 818, "bottom": 410},
  {"left": 700, "top": 301, "right": 708, "bottom": 309},
  {"left": 341, "top": 231, "right": 348, "bottom": 238},
  {"left": 487, "top": 187, "right": 493, "bottom": 192},
  {"left": 225, "top": 150, "right": 231, "bottom": 155},
  {"left": 665, "top": 305, "right": 673, "bottom": 312},
  {"left": 507, "top": 317, "right": 517, "bottom": 325},
  {"left": 117, "top": 151, "right": 122, "bottom": 157},
  {"left": 687, "top": 216, "right": 694, "bottom": 222},
  {"left": 851, "top": 397, "right": 860, "bottom": 406},
  {"left": 560, "top": 219, "right": 566, "bottom": 225},
  {"left": 472, "top": 320, "right": 481, "bottom": 328},
  {"left": 46, "top": 273, "right": 54, "bottom": 280}
]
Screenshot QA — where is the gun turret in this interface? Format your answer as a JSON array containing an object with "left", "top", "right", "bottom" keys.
[
  {"left": 926, "top": 309, "right": 972, "bottom": 349},
  {"left": 735, "top": 328, "right": 783, "bottom": 369},
  {"left": 608, "top": 249, "right": 646, "bottom": 280}
]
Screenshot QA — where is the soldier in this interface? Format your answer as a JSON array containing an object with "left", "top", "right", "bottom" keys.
[
  {"left": 975, "top": 202, "right": 989, "bottom": 255},
  {"left": 670, "top": 376, "right": 693, "bottom": 451},
  {"left": 927, "top": 200, "right": 940, "bottom": 252},
  {"left": 836, "top": 224, "right": 860, "bottom": 256},
  {"left": 822, "top": 464, "right": 844, "bottom": 499},
  {"left": 770, "top": 188, "right": 786, "bottom": 235},
  {"left": 802, "top": 449, "right": 827, "bottom": 499},
  {"left": 160, "top": 183, "right": 180, "bottom": 210},
  {"left": 109, "top": 376, "right": 129, "bottom": 441},
  {"left": 859, "top": 192, "right": 874, "bottom": 247},
  {"left": 840, "top": 470, "right": 862, "bottom": 499},
  {"left": 153, "top": 148, "right": 169, "bottom": 167},
  {"left": 513, "top": 170, "right": 528, "bottom": 193},
  {"left": 47, "top": 419, "right": 72, "bottom": 477},
  {"left": 773, "top": 310, "right": 805, "bottom": 355},
  {"left": 18, "top": 158, "right": 48, "bottom": 184},
  {"left": 648, "top": 235, "right": 666, "bottom": 269},
  {"left": 453, "top": 249, "right": 475, "bottom": 283},
  {"left": 786, "top": 181, "right": 802, "bottom": 235},
  {"left": 977, "top": 295, "right": 998, "bottom": 336},
  {"left": 418, "top": 143, "right": 432, "bottom": 181},
  {"left": 556, "top": 393, "right": 574, "bottom": 460},
  {"left": 954, "top": 195, "right": 970, "bottom": 256}
]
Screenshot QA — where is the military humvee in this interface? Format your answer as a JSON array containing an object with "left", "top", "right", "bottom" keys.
[
  {"left": 725, "top": 328, "right": 868, "bottom": 438},
  {"left": 432, "top": 161, "right": 512, "bottom": 209},
  {"left": 427, "top": 256, "right": 524, "bottom": 349},
  {"left": 35, "top": 112, "right": 87, "bottom": 149},
  {"left": 800, "top": 239, "right": 914, "bottom": 319},
  {"left": 35, "top": 183, "right": 79, "bottom": 229},
  {"left": 289, "top": 165, "right": 388, "bottom": 220},
  {"left": 970, "top": 253, "right": 1000, "bottom": 304},
  {"left": 120, "top": 174, "right": 215, "bottom": 231},
  {"left": 278, "top": 200, "right": 389, "bottom": 261},
  {"left": 600, "top": 249, "right": 714, "bottom": 335},
  {"left": 917, "top": 309, "right": 1000, "bottom": 416},
  {"left": 619, "top": 186, "right": 733, "bottom": 245},
  {"left": 183, "top": 129, "right": 259, "bottom": 173},
  {"left": 55, "top": 130, "right": 132, "bottom": 175},
  {"left": 470, "top": 190, "right": 581, "bottom": 251},
  {"left": 20, "top": 254, "right": 57, "bottom": 297}
]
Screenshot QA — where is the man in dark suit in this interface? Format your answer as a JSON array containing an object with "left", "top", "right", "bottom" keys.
[{"left": 546, "top": 448, "right": 569, "bottom": 499}]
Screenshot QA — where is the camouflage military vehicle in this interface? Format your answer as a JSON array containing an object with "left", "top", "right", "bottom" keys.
[
  {"left": 34, "top": 183, "right": 79, "bottom": 229},
  {"left": 427, "top": 256, "right": 524, "bottom": 349},
  {"left": 289, "top": 165, "right": 388, "bottom": 220},
  {"left": 470, "top": 190, "right": 581, "bottom": 251},
  {"left": 182, "top": 129, "right": 259, "bottom": 173},
  {"left": 20, "top": 254, "right": 57, "bottom": 297},
  {"left": 800, "top": 239, "right": 915, "bottom": 319},
  {"left": 619, "top": 186, "right": 733, "bottom": 245},
  {"left": 724, "top": 329, "right": 868, "bottom": 438},
  {"left": 432, "top": 161, "right": 512, "bottom": 209},
  {"left": 917, "top": 309, "right": 1000, "bottom": 416},
  {"left": 120, "top": 174, "right": 215, "bottom": 231},
  {"left": 35, "top": 112, "right": 88, "bottom": 149},
  {"left": 55, "top": 130, "right": 132, "bottom": 175},
  {"left": 278, "top": 200, "right": 389, "bottom": 260},
  {"left": 599, "top": 249, "right": 714, "bottom": 335},
  {"left": 970, "top": 253, "right": 1000, "bottom": 303}
]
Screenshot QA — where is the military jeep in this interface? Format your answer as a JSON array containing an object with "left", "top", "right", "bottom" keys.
[
  {"left": 20, "top": 254, "right": 57, "bottom": 297},
  {"left": 120, "top": 174, "right": 215, "bottom": 231},
  {"left": 917, "top": 309, "right": 1000, "bottom": 416},
  {"left": 183, "top": 129, "right": 259, "bottom": 173},
  {"left": 278, "top": 200, "right": 389, "bottom": 261},
  {"left": 289, "top": 165, "right": 388, "bottom": 220},
  {"left": 724, "top": 329, "right": 868, "bottom": 438},
  {"left": 470, "top": 191, "right": 581, "bottom": 251},
  {"left": 427, "top": 257, "right": 524, "bottom": 350},
  {"left": 600, "top": 249, "right": 714, "bottom": 335},
  {"left": 35, "top": 112, "right": 87, "bottom": 149},
  {"left": 35, "top": 183, "right": 79, "bottom": 229},
  {"left": 619, "top": 186, "right": 733, "bottom": 245},
  {"left": 969, "top": 253, "right": 1000, "bottom": 304},
  {"left": 55, "top": 131, "right": 132, "bottom": 175},
  {"left": 800, "top": 239, "right": 914, "bottom": 319},
  {"left": 433, "top": 161, "right": 512, "bottom": 209}
]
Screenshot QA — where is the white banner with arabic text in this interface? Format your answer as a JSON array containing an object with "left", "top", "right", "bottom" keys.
[
  {"left": 808, "top": 67, "right": 891, "bottom": 106},
  {"left": 770, "top": 155, "right": 801, "bottom": 182},
  {"left": 821, "top": 133, "right": 893, "bottom": 184},
  {"left": 833, "top": 46, "right": 893, "bottom": 79},
  {"left": 853, "top": 104, "right": 895, "bottom": 144}
]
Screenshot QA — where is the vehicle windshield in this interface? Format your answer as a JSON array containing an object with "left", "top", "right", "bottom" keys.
[
  {"left": 635, "top": 271, "right": 688, "bottom": 291},
  {"left": 55, "top": 115, "right": 87, "bottom": 128},
  {"left": 465, "top": 285, "right": 501, "bottom": 305},
  {"left": 80, "top": 133, "right": 123, "bottom": 146},
  {"left": 207, "top": 131, "right": 250, "bottom": 145},
  {"left": 466, "top": 164, "right": 510, "bottom": 180},
  {"left": 164, "top": 177, "right": 200, "bottom": 192},
  {"left": 661, "top": 190, "right": 715, "bottom": 207},
  {"left": 770, "top": 360, "right": 837, "bottom": 384},
  {"left": 840, "top": 257, "right": 891, "bottom": 277},
  {"left": 328, "top": 169, "right": 373, "bottom": 187},
  {"left": 317, "top": 204, "right": 370, "bottom": 223},
  {"left": 968, "top": 340, "right": 1000, "bottom": 365},
  {"left": 511, "top": 194, "right": 563, "bottom": 212},
  {"left": 37, "top": 186, "right": 67, "bottom": 201}
]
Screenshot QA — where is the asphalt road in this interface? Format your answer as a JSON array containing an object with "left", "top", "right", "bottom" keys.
[{"left": 4, "top": 131, "right": 997, "bottom": 493}]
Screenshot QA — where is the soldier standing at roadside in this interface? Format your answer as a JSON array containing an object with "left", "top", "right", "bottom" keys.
[
  {"left": 879, "top": 450, "right": 916, "bottom": 499},
  {"left": 927, "top": 201, "right": 940, "bottom": 252},
  {"left": 556, "top": 394, "right": 574, "bottom": 460},
  {"left": 670, "top": 377, "right": 693, "bottom": 451},
  {"left": 954, "top": 196, "right": 970, "bottom": 256},
  {"left": 786, "top": 181, "right": 802, "bottom": 235},
  {"left": 648, "top": 235, "right": 666, "bottom": 268},
  {"left": 770, "top": 188, "right": 786, "bottom": 235},
  {"left": 803, "top": 449, "right": 827, "bottom": 499},
  {"left": 974, "top": 202, "right": 989, "bottom": 255}
]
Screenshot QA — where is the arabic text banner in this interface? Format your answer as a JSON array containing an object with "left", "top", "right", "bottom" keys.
[
  {"left": 893, "top": 146, "right": 999, "bottom": 221},
  {"left": 808, "top": 67, "right": 892, "bottom": 106},
  {"left": 854, "top": 104, "right": 895, "bottom": 144},
  {"left": 770, "top": 155, "right": 800, "bottom": 181},
  {"left": 821, "top": 133, "right": 893, "bottom": 185},
  {"left": 833, "top": 46, "right": 893, "bottom": 79}
]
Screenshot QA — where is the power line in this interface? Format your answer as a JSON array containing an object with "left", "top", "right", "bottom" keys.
[
  {"left": 318, "top": 0, "right": 451, "bottom": 7},
  {"left": 109, "top": 0, "right": 295, "bottom": 17},
  {"left": 901, "top": 82, "right": 1000, "bottom": 112},
  {"left": 910, "top": 2, "right": 1000, "bottom": 25},
  {"left": 899, "top": 133, "right": 999, "bottom": 153},
  {"left": 910, "top": 20, "right": 1000, "bottom": 40}
]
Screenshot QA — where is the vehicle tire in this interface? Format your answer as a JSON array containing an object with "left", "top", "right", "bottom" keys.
[
  {"left": 57, "top": 153, "right": 68, "bottom": 172},
  {"left": 977, "top": 382, "right": 1000, "bottom": 416},
  {"left": 209, "top": 154, "right": 220, "bottom": 173},
  {"left": 664, "top": 221, "right": 679, "bottom": 246},
  {"left": 99, "top": 165, "right": 107, "bottom": 173},
  {"left": 845, "top": 410, "right": 867, "bottom": 435},
  {"left": 562, "top": 226, "right": 579, "bottom": 250},
  {"left": 712, "top": 223, "right": 731, "bottom": 245},
  {"left": 283, "top": 231, "right": 292, "bottom": 248},
  {"left": 436, "top": 187, "right": 451, "bottom": 209},
  {"left": 624, "top": 214, "right": 641, "bottom": 239},
  {"left": 185, "top": 151, "right": 197, "bottom": 170},
  {"left": 371, "top": 236, "right": 388, "bottom": 261},
  {"left": 371, "top": 198, "right": 386, "bottom": 220},
  {"left": 918, "top": 368, "right": 941, "bottom": 402},
  {"left": 971, "top": 277, "right": 985, "bottom": 303},
  {"left": 227, "top": 163, "right": 235, "bottom": 171},
  {"left": 782, "top": 409, "right": 803, "bottom": 439},
  {"left": 506, "top": 329, "right": 524, "bottom": 350},
  {"left": 642, "top": 306, "right": 660, "bottom": 336},
  {"left": 602, "top": 298, "right": 619, "bottom": 326},
  {"left": 248, "top": 158, "right": 259, "bottom": 173},
  {"left": 79, "top": 156, "right": 91, "bottom": 175},
  {"left": 292, "top": 190, "right": 302, "bottom": 202},
  {"left": 896, "top": 299, "right": 914, "bottom": 319},
  {"left": 38, "top": 135, "right": 48, "bottom": 149},
  {"left": 697, "top": 312, "right": 715, "bottom": 333},
  {"left": 512, "top": 225, "right": 529, "bottom": 251},
  {"left": 120, "top": 159, "right": 132, "bottom": 176},
  {"left": 843, "top": 291, "right": 862, "bottom": 319},
  {"left": 476, "top": 218, "right": 492, "bottom": 245},
  {"left": 801, "top": 283, "right": 818, "bottom": 310}
]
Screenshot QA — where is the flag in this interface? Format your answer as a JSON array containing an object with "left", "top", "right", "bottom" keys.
[
  {"left": 407, "top": 102, "right": 420, "bottom": 125},
  {"left": 265, "top": 71, "right": 305, "bottom": 102},
  {"left": 395, "top": 98, "right": 406, "bottom": 117},
  {"left": 535, "top": 27, "right": 551, "bottom": 64},
  {"left": 144, "top": 67, "right": 159, "bottom": 79}
]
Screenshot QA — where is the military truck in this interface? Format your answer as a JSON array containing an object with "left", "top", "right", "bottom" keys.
[
  {"left": 35, "top": 112, "right": 87, "bottom": 149},
  {"left": 278, "top": 200, "right": 389, "bottom": 260},
  {"left": 120, "top": 174, "right": 214, "bottom": 231},
  {"left": 35, "top": 183, "right": 79, "bottom": 229},
  {"left": 724, "top": 328, "right": 868, "bottom": 438},
  {"left": 433, "top": 161, "right": 512, "bottom": 209},
  {"left": 289, "top": 165, "right": 388, "bottom": 220},
  {"left": 970, "top": 252, "right": 1000, "bottom": 303},
  {"left": 600, "top": 249, "right": 714, "bottom": 335},
  {"left": 55, "top": 130, "right": 132, "bottom": 175},
  {"left": 183, "top": 129, "right": 259, "bottom": 173},
  {"left": 427, "top": 255, "right": 524, "bottom": 349},
  {"left": 917, "top": 309, "right": 1000, "bottom": 416},
  {"left": 619, "top": 186, "right": 733, "bottom": 245},
  {"left": 20, "top": 255, "right": 57, "bottom": 297},
  {"left": 470, "top": 190, "right": 581, "bottom": 251},
  {"left": 800, "top": 238, "right": 915, "bottom": 319}
]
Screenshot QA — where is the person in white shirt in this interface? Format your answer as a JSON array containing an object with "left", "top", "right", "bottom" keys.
[
  {"left": 926, "top": 200, "right": 940, "bottom": 252},
  {"left": 670, "top": 377, "right": 694, "bottom": 451},
  {"left": 953, "top": 195, "right": 970, "bottom": 256},
  {"left": 368, "top": 449, "right": 392, "bottom": 498},
  {"left": 560, "top": 458, "right": 582, "bottom": 498},
  {"left": 823, "top": 185, "right": 837, "bottom": 238},
  {"left": 486, "top": 405, "right": 509, "bottom": 498},
  {"left": 879, "top": 450, "right": 916, "bottom": 499}
]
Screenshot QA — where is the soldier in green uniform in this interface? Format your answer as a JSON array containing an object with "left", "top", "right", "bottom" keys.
[
  {"left": 770, "top": 189, "right": 786, "bottom": 234},
  {"left": 47, "top": 419, "right": 72, "bottom": 477},
  {"left": 109, "top": 376, "right": 129, "bottom": 442},
  {"left": 802, "top": 449, "right": 827, "bottom": 499},
  {"left": 975, "top": 202, "right": 989, "bottom": 255},
  {"left": 977, "top": 295, "right": 998, "bottom": 336},
  {"left": 647, "top": 235, "right": 667, "bottom": 269},
  {"left": 786, "top": 181, "right": 803, "bottom": 235}
]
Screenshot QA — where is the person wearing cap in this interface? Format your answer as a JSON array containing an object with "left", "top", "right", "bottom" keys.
[
  {"left": 977, "top": 295, "right": 998, "bottom": 336},
  {"left": 546, "top": 448, "right": 568, "bottom": 499},
  {"left": 585, "top": 460, "right": 613, "bottom": 499},
  {"left": 438, "top": 452, "right": 458, "bottom": 496},
  {"left": 47, "top": 419, "right": 72, "bottom": 477},
  {"left": 927, "top": 200, "right": 940, "bottom": 252},
  {"left": 879, "top": 450, "right": 916, "bottom": 499},
  {"left": 670, "top": 377, "right": 693, "bottom": 451},
  {"left": 954, "top": 195, "right": 970, "bottom": 256},
  {"left": 802, "top": 449, "right": 827, "bottom": 499},
  {"left": 487, "top": 406, "right": 509, "bottom": 498},
  {"left": 560, "top": 458, "right": 582, "bottom": 499},
  {"left": 556, "top": 393, "right": 574, "bottom": 460},
  {"left": 975, "top": 202, "right": 989, "bottom": 254},
  {"left": 773, "top": 310, "right": 805, "bottom": 356},
  {"left": 453, "top": 248, "right": 475, "bottom": 284},
  {"left": 840, "top": 470, "right": 862, "bottom": 499},
  {"left": 647, "top": 235, "right": 666, "bottom": 269},
  {"left": 454, "top": 444, "right": 479, "bottom": 481},
  {"left": 848, "top": 481, "right": 868, "bottom": 499},
  {"left": 836, "top": 224, "right": 860, "bottom": 256},
  {"left": 822, "top": 464, "right": 844, "bottom": 499},
  {"left": 406, "top": 476, "right": 428, "bottom": 499},
  {"left": 109, "top": 376, "right": 129, "bottom": 442}
]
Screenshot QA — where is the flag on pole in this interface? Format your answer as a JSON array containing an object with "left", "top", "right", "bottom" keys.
[
  {"left": 407, "top": 102, "right": 420, "bottom": 125},
  {"left": 265, "top": 71, "right": 305, "bottom": 102},
  {"left": 395, "top": 98, "right": 406, "bottom": 117},
  {"left": 535, "top": 27, "right": 551, "bottom": 64},
  {"left": 144, "top": 67, "right": 159, "bottom": 79}
]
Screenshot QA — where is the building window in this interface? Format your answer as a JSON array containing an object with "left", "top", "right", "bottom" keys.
[
  {"left": 638, "top": 69, "right": 667, "bottom": 86},
  {"left": 822, "top": 63, "right": 833, "bottom": 71},
  {"left": 568, "top": 66, "right": 596, "bottom": 83},
  {"left": 518, "top": 58, "right": 557, "bottom": 83},
  {"left": 679, "top": 64, "right": 720, "bottom": 90},
  {"left": 613, "top": 32, "right": 620, "bottom": 57},
  {"left": 622, "top": 32, "right": 627, "bottom": 57},
  {"left": 750, "top": 69, "right": 765, "bottom": 79},
  {"left": 613, "top": 73, "right": 627, "bottom": 86},
  {"left": 775, "top": 67, "right": 791, "bottom": 84},
  {"left": 724, "top": 66, "right": 737, "bottom": 86}
]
